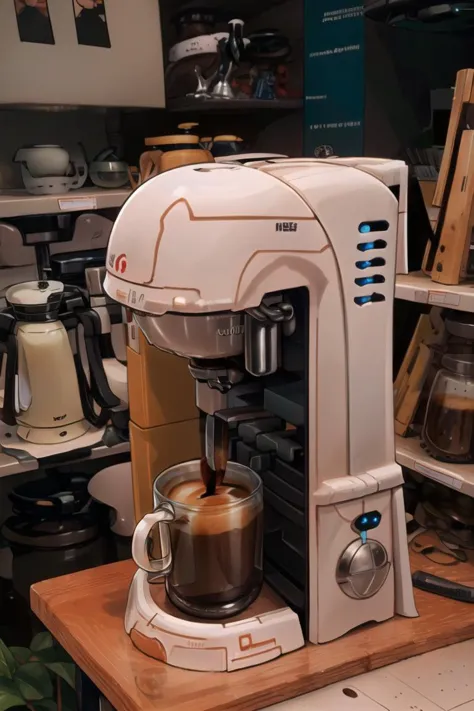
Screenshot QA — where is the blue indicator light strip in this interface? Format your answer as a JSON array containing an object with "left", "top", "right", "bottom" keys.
[{"left": 359, "top": 224, "right": 371, "bottom": 234}]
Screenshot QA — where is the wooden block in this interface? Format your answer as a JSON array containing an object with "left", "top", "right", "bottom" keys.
[
  {"left": 130, "top": 419, "right": 201, "bottom": 521},
  {"left": 419, "top": 180, "right": 436, "bottom": 209},
  {"left": 423, "top": 69, "right": 474, "bottom": 274},
  {"left": 431, "top": 130, "right": 474, "bottom": 285},
  {"left": 394, "top": 310, "right": 445, "bottom": 436},
  {"left": 127, "top": 330, "right": 198, "bottom": 429},
  {"left": 433, "top": 69, "right": 474, "bottom": 208}
]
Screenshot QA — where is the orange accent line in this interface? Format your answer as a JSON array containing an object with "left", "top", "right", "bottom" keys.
[
  {"left": 231, "top": 646, "right": 283, "bottom": 662},
  {"left": 239, "top": 634, "right": 277, "bottom": 651},
  {"left": 143, "top": 197, "right": 315, "bottom": 285},
  {"left": 234, "top": 245, "right": 330, "bottom": 304},
  {"left": 148, "top": 618, "right": 207, "bottom": 641}
]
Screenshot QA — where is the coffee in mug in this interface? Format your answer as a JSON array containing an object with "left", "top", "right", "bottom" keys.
[{"left": 132, "top": 460, "right": 263, "bottom": 619}]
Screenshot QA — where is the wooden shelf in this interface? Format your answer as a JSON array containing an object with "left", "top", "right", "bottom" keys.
[
  {"left": 0, "top": 186, "right": 131, "bottom": 220},
  {"left": 167, "top": 97, "right": 303, "bottom": 114},
  {"left": 395, "top": 271, "right": 474, "bottom": 313},
  {"left": 160, "top": 0, "right": 289, "bottom": 21},
  {"left": 396, "top": 433, "right": 474, "bottom": 497},
  {"left": 0, "top": 439, "right": 130, "bottom": 479}
]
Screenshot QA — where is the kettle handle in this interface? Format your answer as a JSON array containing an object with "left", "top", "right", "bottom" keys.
[
  {"left": 0, "top": 312, "right": 17, "bottom": 427},
  {"left": 75, "top": 309, "right": 121, "bottom": 410}
]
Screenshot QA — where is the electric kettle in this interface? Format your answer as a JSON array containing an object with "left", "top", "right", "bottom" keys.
[
  {"left": 0, "top": 280, "right": 119, "bottom": 445},
  {"left": 14, "top": 145, "right": 88, "bottom": 196}
]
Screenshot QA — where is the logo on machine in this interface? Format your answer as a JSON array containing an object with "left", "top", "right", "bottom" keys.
[
  {"left": 275, "top": 222, "right": 298, "bottom": 233},
  {"left": 53, "top": 414, "right": 67, "bottom": 422},
  {"left": 114, "top": 253, "right": 128, "bottom": 274},
  {"left": 217, "top": 325, "right": 244, "bottom": 337}
]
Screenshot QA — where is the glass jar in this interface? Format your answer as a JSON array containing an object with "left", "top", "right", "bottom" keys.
[{"left": 423, "top": 353, "right": 474, "bottom": 463}]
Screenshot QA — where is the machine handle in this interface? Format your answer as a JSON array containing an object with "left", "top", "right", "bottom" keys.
[
  {"left": 412, "top": 571, "right": 474, "bottom": 603},
  {"left": 132, "top": 503, "right": 174, "bottom": 575}
]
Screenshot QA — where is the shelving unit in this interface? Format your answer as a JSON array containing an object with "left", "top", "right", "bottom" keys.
[
  {"left": 0, "top": 439, "right": 130, "bottom": 479},
  {"left": 394, "top": 274, "right": 474, "bottom": 495},
  {"left": 167, "top": 98, "right": 303, "bottom": 114},
  {"left": 395, "top": 271, "right": 474, "bottom": 313},
  {"left": 0, "top": 186, "right": 132, "bottom": 219},
  {"left": 395, "top": 434, "right": 474, "bottom": 497},
  {"left": 160, "top": 0, "right": 289, "bottom": 20}
]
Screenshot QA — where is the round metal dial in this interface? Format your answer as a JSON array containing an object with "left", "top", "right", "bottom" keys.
[{"left": 336, "top": 538, "right": 390, "bottom": 600}]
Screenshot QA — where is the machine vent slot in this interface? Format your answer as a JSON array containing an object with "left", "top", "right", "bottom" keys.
[
  {"left": 357, "top": 239, "right": 387, "bottom": 252},
  {"left": 354, "top": 275, "right": 385, "bottom": 287},
  {"left": 354, "top": 293, "right": 386, "bottom": 306},
  {"left": 358, "top": 220, "right": 389, "bottom": 233},
  {"left": 355, "top": 257, "right": 386, "bottom": 269}
]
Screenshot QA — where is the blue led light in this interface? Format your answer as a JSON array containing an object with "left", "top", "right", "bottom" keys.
[
  {"left": 358, "top": 277, "right": 374, "bottom": 287},
  {"left": 359, "top": 223, "right": 371, "bottom": 234},
  {"left": 356, "top": 260, "right": 372, "bottom": 269},
  {"left": 362, "top": 242, "right": 375, "bottom": 251},
  {"left": 372, "top": 516, "right": 379, "bottom": 524},
  {"left": 361, "top": 516, "right": 368, "bottom": 524},
  {"left": 359, "top": 295, "right": 371, "bottom": 305}
]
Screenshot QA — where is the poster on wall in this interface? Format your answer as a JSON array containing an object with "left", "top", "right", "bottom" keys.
[
  {"left": 304, "top": 2, "right": 365, "bottom": 157},
  {"left": 13, "top": 0, "right": 55, "bottom": 45},
  {"left": 73, "top": 0, "right": 111, "bottom": 48}
]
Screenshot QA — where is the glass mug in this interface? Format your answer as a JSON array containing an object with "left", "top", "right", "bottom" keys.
[{"left": 132, "top": 460, "right": 263, "bottom": 619}]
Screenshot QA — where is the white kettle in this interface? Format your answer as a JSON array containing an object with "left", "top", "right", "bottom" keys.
[
  {"left": 14, "top": 144, "right": 88, "bottom": 195},
  {"left": 0, "top": 280, "right": 120, "bottom": 445}
]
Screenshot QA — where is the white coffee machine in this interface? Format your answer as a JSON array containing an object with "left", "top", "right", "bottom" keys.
[{"left": 104, "top": 158, "right": 417, "bottom": 672}]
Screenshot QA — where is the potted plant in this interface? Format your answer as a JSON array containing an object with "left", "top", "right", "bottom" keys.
[{"left": 0, "top": 632, "right": 76, "bottom": 711}]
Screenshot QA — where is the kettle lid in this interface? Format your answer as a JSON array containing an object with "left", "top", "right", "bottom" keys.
[{"left": 6, "top": 280, "right": 64, "bottom": 307}]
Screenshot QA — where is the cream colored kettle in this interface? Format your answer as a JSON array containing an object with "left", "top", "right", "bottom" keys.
[{"left": 0, "top": 280, "right": 120, "bottom": 445}]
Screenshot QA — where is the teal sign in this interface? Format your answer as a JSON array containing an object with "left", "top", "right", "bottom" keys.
[{"left": 304, "top": 3, "right": 365, "bottom": 157}]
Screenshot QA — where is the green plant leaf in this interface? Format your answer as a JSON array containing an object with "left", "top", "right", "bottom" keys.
[
  {"left": 45, "top": 664, "right": 75, "bottom": 690},
  {"left": 53, "top": 646, "right": 73, "bottom": 665},
  {"left": 0, "top": 678, "right": 25, "bottom": 711},
  {"left": 35, "top": 700, "right": 57, "bottom": 711},
  {"left": 0, "top": 640, "right": 15, "bottom": 680},
  {"left": 14, "top": 662, "right": 53, "bottom": 701},
  {"left": 30, "top": 633, "right": 53, "bottom": 653},
  {"left": 9, "top": 648, "right": 30, "bottom": 666},
  {"left": 31, "top": 649, "right": 57, "bottom": 665}
]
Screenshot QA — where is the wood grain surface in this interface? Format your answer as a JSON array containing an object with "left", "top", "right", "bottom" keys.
[{"left": 31, "top": 536, "right": 474, "bottom": 711}]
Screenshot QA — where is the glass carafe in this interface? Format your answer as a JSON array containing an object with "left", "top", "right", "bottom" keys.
[{"left": 423, "top": 354, "right": 474, "bottom": 463}]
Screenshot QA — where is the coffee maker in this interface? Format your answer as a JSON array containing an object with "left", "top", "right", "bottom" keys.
[{"left": 104, "top": 158, "right": 417, "bottom": 672}]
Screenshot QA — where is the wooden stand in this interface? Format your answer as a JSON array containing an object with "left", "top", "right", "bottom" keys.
[
  {"left": 31, "top": 537, "right": 474, "bottom": 711},
  {"left": 126, "top": 320, "right": 200, "bottom": 521}
]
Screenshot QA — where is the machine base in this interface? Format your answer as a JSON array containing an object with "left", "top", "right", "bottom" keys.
[
  {"left": 16, "top": 419, "right": 91, "bottom": 445},
  {"left": 125, "top": 569, "right": 305, "bottom": 672}
]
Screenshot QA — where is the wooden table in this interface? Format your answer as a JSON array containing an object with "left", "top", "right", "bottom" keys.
[{"left": 31, "top": 535, "right": 474, "bottom": 711}]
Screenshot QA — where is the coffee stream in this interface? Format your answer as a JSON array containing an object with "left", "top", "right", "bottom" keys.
[{"left": 200, "top": 417, "right": 230, "bottom": 498}]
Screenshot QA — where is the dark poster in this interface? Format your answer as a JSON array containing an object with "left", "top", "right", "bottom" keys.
[
  {"left": 73, "top": 0, "right": 111, "bottom": 49},
  {"left": 304, "top": 2, "right": 365, "bottom": 157},
  {"left": 13, "top": 0, "right": 54, "bottom": 45}
]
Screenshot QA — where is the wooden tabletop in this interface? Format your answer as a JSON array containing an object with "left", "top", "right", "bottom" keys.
[{"left": 31, "top": 534, "right": 474, "bottom": 711}]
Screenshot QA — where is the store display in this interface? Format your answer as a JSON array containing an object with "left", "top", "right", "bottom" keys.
[
  {"left": 89, "top": 148, "right": 129, "bottom": 189},
  {"left": 14, "top": 144, "right": 88, "bottom": 195},
  {"left": 128, "top": 126, "right": 213, "bottom": 188},
  {"left": 0, "top": 279, "right": 120, "bottom": 444}
]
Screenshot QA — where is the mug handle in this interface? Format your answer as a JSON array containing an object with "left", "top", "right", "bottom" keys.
[{"left": 132, "top": 502, "right": 175, "bottom": 575}]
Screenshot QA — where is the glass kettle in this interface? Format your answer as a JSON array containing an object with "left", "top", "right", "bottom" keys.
[{"left": 423, "top": 353, "right": 474, "bottom": 463}]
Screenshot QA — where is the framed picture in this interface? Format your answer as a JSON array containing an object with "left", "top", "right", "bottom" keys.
[
  {"left": 13, "top": 0, "right": 54, "bottom": 45},
  {"left": 73, "top": 0, "right": 111, "bottom": 48}
]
